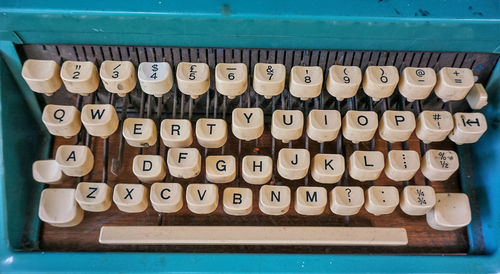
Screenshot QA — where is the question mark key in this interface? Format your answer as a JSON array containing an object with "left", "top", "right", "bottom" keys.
[{"left": 329, "top": 186, "right": 364, "bottom": 216}]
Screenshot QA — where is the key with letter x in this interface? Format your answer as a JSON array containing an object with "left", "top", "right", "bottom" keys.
[{"left": 113, "top": 184, "right": 149, "bottom": 213}]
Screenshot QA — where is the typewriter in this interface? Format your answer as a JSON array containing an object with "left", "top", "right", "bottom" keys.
[{"left": 1, "top": 0, "right": 499, "bottom": 273}]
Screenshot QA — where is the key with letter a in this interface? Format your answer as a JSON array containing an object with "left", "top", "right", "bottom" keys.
[
  {"left": 22, "top": 59, "right": 62, "bottom": 96},
  {"left": 81, "top": 104, "right": 119, "bottom": 138},
  {"left": 55, "top": 145, "right": 94, "bottom": 177},
  {"left": 42, "top": 105, "right": 81, "bottom": 138},
  {"left": 421, "top": 150, "right": 459, "bottom": 181},
  {"left": 294, "top": 186, "right": 327, "bottom": 216},
  {"left": 223, "top": 187, "right": 252, "bottom": 216},
  {"left": 60, "top": 61, "right": 99, "bottom": 96},
  {"left": 100, "top": 61, "right": 136, "bottom": 97},
  {"left": 378, "top": 110, "right": 416, "bottom": 143},
  {"left": 186, "top": 184, "right": 218, "bottom": 214},
  {"left": 150, "top": 183, "right": 183, "bottom": 213},
  {"left": 306, "top": 109, "right": 341, "bottom": 143},
  {"left": 138, "top": 62, "right": 173, "bottom": 97},
  {"left": 448, "top": 112, "right": 487, "bottom": 145},
  {"left": 232, "top": 108, "right": 264, "bottom": 141},
  {"left": 348, "top": 151, "right": 384, "bottom": 182},
  {"left": 75, "top": 182, "right": 112, "bottom": 212},
  {"left": 259, "top": 185, "right": 291, "bottom": 215},
  {"left": 289, "top": 66, "right": 323, "bottom": 100},
  {"left": 362, "top": 66, "right": 399, "bottom": 101},
  {"left": 176, "top": 62, "right": 210, "bottom": 98}
]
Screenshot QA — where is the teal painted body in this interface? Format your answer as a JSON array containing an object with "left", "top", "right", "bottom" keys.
[{"left": 0, "top": 0, "right": 499, "bottom": 272}]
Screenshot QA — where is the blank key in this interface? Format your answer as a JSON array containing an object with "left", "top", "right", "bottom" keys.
[
  {"left": 22, "top": 59, "right": 62, "bottom": 96},
  {"left": 38, "top": 188, "right": 83, "bottom": 227},
  {"left": 32, "top": 160, "right": 63, "bottom": 184},
  {"left": 426, "top": 193, "right": 471, "bottom": 231}
]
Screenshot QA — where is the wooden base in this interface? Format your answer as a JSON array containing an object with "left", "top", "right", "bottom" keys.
[{"left": 40, "top": 126, "right": 468, "bottom": 254}]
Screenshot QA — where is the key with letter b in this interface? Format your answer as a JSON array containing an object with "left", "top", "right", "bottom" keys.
[
  {"left": 223, "top": 187, "right": 252, "bottom": 216},
  {"left": 348, "top": 151, "right": 384, "bottom": 182}
]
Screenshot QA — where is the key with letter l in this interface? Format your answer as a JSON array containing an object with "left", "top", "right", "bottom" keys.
[
  {"left": 100, "top": 61, "right": 136, "bottom": 97},
  {"left": 348, "top": 151, "right": 384, "bottom": 182}
]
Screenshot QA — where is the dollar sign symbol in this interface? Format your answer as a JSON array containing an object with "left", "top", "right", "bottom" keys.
[{"left": 152, "top": 64, "right": 158, "bottom": 72}]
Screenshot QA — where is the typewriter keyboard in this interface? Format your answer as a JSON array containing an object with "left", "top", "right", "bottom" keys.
[{"left": 21, "top": 46, "right": 495, "bottom": 253}]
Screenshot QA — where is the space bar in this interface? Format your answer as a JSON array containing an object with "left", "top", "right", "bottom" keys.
[{"left": 99, "top": 226, "right": 408, "bottom": 246}]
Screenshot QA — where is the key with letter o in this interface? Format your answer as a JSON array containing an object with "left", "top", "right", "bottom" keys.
[{"left": 342, "top": 110, "right": 378, "bottom": 143}]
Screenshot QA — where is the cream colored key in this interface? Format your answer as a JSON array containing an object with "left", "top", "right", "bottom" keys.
[
  {"left": 415, "top": 111, "right": 454, "bottom": 143},
  {"left": 427, "top": 193, "right": 471, "bottom": 231},
  {"left": 271, "top": 110, "right": 304, "bottom": 143},
  {"left": 448, "top": 112, "right": 487, "bottom": 145},
  {"left": 223, "top": 187, "right": 252, "bottom": 216},
  {"left": 400, "top": 185, "right": 436, "bottom": 216},
  {"left": 123, "top": 118, "right": 157, "bottom": 147},
  {"left": 378, "top": 110, "right": 416, "bottom": 143},
  {"left": 55, "top": 145, "right": 94, "bottom": 177},
  {"left": 342, "top": 110, "right": 378, "bottom": 143},
  {"left": 259, "top": 185, "right": 291, "bottom": 215},
  {"left": 100, "top": 61, "right": 136, "bottom": 97},
  {"left": 176, "top": 62, "right": 210, "bottom": 99},
  {"left": 252, "top": 63, "right": 286, "bottom": 99},
  {"left": 329, "top": 186, "right": 364, "bottom": 216},
  {"left": 277, "top": 148, "right": 310, "bottom": 180},
  {"left": 160, "top": 119, "right": 193, "bottom": 147},
  {"left": 150, "top": 182, "right": 183, "bottom": 213},
  {"left": 215, "top": 63, "right": 248, "bottom": 99},
  {"left": 232, "top": 108, "right": 264, "bottom": 141},
  {"left": 167, "top": 148, "right": 201, "bottom": 179},
  {"left": 138, "top": 62, "right": 173, "bottom": 97},
  {"left": 22, "top": 59, "right": 62, "bottom": 96},
  {"left": 326, "top": 65, "right": 361, "bottom": 101},
  {"left": 466, "top": 83, "right": 488, "bottom": 110},
  {"left": 113, "top": 184, "right": 149, "bottom": 213},
  {"left": 295, "top": 186, "right": 327, "bottom": 216},
  {"left": 241, "top": 155, "right": 273, "bottom": 185},
  {"left": 311, "top": 154, "right": 344, "bottom": 184},
  {"left": 421, "top": 150, "right": 459, "bottom": 181},
  {"left": 42, "top": 105, "right": 81, "bottom": 138},
  {"left": 32, "top": 160, "right": 63, "bottom": 184},
  {"left": 362, "top": 66, "right": 399, "bottom": 101},
  {"left": 195, "top": 118, "right": 227, "bottom": 148},
  {"left": 348, "top": 151, "right": 384, "bottom": 182},
  {"left": 132, "top": 155, "right": 167, "bottom": 183},
  {"left": 60, "top": 61, "right": 99, "bottom": 96},
  {"left": 434, "top": 67, "right": 474, "bottom": 102},
  {"left": 289, "top": 66, "right": 323, "bottom": 100},
  {"left": 206, "top": 155, "right": 236, "bottom": 184},
  {"left": 384, "top": 150, "right": 420, "bottom": 181},
  {"left": 75, "top": 182, "right": 112, "bottom": 212},
  {"left": 81, "top": 104, "right": 119, "bottom": 138},
  {"left": 186, "top": 184, "right": 218, "bottom": 214},
  {"left": 38, "top": 188, "right": 83, "bottom": 227},
  {"left": 398, "top": 67, "right": 436, "bottom": 102},
  {"left": 306, "top": 109, "right": 341, "bottom": 143},
  {"left": 365, "top": 186, "right": 399, "bottom": 216}
]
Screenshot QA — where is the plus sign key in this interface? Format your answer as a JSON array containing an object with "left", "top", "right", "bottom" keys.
[
  {"left": 448, "top": 112, "right": 487, "bottom": 145},
  {"left": 434, "top": 68, "right": 474, "bottom": 102}
]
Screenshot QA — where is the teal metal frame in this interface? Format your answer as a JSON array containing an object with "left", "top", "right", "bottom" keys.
[{"left": 0, "top": 0, "right": 499, "bottom": 272}]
